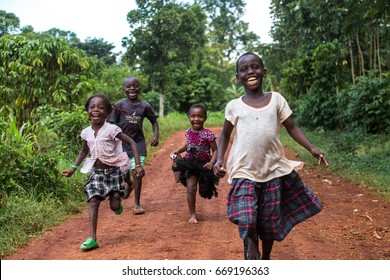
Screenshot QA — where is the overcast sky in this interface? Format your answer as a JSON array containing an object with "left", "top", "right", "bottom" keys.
[{"left": 1, "top": 0, "right": 273, "bottom": 53}]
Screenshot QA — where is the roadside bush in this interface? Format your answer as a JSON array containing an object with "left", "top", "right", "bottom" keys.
[
  {"left": 34, "top": 104, "right": 88, "bottom": 155},
  {"left": 337, "top": 71, "right": 390, "bottom": 134},
  {"left": 292, "top": 90, "right": 339, "bottom": 130},
  {"left": 0, "top": 136, "right": 65, "bottom": 198}
]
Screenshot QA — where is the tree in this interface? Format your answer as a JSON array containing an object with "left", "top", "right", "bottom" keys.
[
  {"left": 123, "top": 0, "right": 207, "bottom": 116},
  {"left": 0, "top": 10, "right": 20, "bottom": 36},
  {"left": 265, "top": 0, "right": 389, "bottom": 131},
  {"left": 196, "top": 0, "right": 260, "bottom": 60},
  {"left": 75, "top": 37, "right": 117, "bottom": 66},
  {"left": 0, "top": 35, "right": 98, "bottom": 127},
  {"left": 42, "top": 28, "right": 81, "bottom": 45}
]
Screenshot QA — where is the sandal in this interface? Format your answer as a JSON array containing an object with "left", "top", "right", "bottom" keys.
[
  {"left": 80, "top": 238, "right": 99, "bottom": 251},
  {"left": 114, "top": 202, "right": 123, "bottom": 215}
]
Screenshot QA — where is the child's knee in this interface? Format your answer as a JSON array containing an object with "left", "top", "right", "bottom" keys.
[
  {"left": 88, "top": 197, "right": 100, "bottom": 208},
  {"left": 109, "top": 192, "right": 121, "bottom": 210},
  {"left": 187, "top": 184, "right": 197, "bottom": 195}
]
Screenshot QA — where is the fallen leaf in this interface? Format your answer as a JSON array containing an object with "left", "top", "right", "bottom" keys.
[
  {"left": 373, "top": 231, "right": 382, "bottom": 239},
  {"left": 362, "top": 214, "right": 373, "bottom": 222}
]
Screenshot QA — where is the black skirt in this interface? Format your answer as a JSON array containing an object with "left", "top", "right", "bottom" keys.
[{"left": 172, "top": 158, "right": 219, "bottom": 199}]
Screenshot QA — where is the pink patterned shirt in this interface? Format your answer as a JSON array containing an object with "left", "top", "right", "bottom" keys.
[
  {"left": 80, "top": 122, "right": 131, "bottom": 173},
  {"left": 184, "top": 128, "right": 216, "bottom": 162}
]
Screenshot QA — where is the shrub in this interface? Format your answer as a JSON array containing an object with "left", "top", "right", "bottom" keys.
[
  {"left": 0, "top": 111, "right": 66, "bottom": 197},
  {"left": 337, "top": 71, "right": 390, "bottom": 133}
]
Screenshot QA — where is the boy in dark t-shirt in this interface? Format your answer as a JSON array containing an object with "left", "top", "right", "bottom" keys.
[{"left": 108, "top": 76, "right": 159, "bottom": 214}]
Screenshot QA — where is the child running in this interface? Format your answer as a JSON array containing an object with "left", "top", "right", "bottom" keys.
[
  {"left": 171, "top": 104, "right": 219, "bottom": 224},
  {"left": 62, "top": 94, "right": 144, "bottom": 251},
  {"left": 108, "top": 76, "right": 159, "bottom": 215},
  {"left": 213, "top": 52, "right": 329, "bottom": 260}
]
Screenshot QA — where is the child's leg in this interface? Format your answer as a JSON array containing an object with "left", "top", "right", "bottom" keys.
[
  {"left": 261, "top": 240, "right": 274, "bottom": 260},
  {"left": 186, "top": 175, "right": 198, "bottom": 223},
  {"left": 123, "top": 172, "right": 133, "bottom": 199},
  {"left": 132, "top": 173, "right": 144, "bottom": 213},
  {"left": 88, "top": 197, "right": 100, "bottom": 241},
  {"left": 130, "top": 155, "right": 145, "bottom": 214},
  {"left": 246, "top": 229, "right": 261, "bottom": 260},
  {"left": 109, "top": 192, "right": 122, "bottom": 211}
]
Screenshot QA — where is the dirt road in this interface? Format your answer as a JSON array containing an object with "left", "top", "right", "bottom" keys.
[{"left": 5, "top": 128, "right": 390, "bottom": 260}]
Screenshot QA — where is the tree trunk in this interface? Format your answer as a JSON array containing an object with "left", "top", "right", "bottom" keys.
[
  {"left": 369, "top": 37, "right": 373, "bottom": 71},
  {"left": 159, "top": 89, "right": 164, "bottom": 117},
  {"left": 373, "top": 34, "right": 377, "bottom": 71},
  {"left": 377, "top": 35, "right": 382, "bottom": 80},
  {"left": 158, "top": 56, "right": 165, "bottom": 117},
  {"left": 355, "top": 30, "right": 365, "bottom": 76},
  {"left": 349, "top": 37, "right": 355, "bottom": 84}
]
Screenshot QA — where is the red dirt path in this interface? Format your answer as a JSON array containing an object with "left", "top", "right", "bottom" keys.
[{"left": 5, "top": 128, "right": 390, "bottom": 260}]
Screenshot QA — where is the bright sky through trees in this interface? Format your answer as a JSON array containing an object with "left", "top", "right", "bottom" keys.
[{"left": 1, "top": 0, "right": 272, "bottom": 52}]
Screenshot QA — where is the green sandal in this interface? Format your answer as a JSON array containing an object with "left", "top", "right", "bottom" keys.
[
  {"left": 80, "top": 238, "right": 99, "bottom": 251},
  {"left": 114, "top": 202, "right": 123, "bottom": 215}
]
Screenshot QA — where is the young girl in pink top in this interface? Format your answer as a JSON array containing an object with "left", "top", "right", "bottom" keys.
[
  {"left": 171, "top": 104, "right": 219, "bottom": 224},
  {"left": 62, "top": 94, "right": 144, "bottom": 251}
]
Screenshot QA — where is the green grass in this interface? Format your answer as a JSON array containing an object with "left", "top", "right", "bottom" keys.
[
  {"left": 0, "top": 159, "right": 86, "bottom": 258},
  {"left": 280, "top": 128, "right": 390, "bottom": 199}
]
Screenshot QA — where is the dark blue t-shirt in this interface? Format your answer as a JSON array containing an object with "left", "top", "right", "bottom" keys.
[{"left": 110, "top": 99, "right": 158, "bottom": 156}]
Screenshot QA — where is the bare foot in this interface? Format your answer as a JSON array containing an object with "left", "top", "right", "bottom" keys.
[
  {"left": 188, "top": 215, "right": 198, "bottom": 224},
  {"left": 133, "top": 205, "right": 145, "bottom": 215}
]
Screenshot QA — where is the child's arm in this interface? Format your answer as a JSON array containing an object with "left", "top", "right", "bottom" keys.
[
  {"left": 150, "top": 121, "right": 159, "bottom": 147},
  {"left": 213, "top": 120, "right": 234, "bottom": 177},
  {"left": 116, "top": 132, "right": 145, "bottom": 177},
  {"left": 203, "top": 140, "right": 217, "bottom": 170},
  {"left": 62, "top": 140, "right": 89, "bottom": 177},
  {"left": 171, "top": 142, "right": 187, "bottom": 156},
  {"left": 283, "top": 116, "right": 329, "bottom": 167}
]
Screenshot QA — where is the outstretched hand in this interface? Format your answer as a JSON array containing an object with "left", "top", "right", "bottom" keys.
[
  {"left": 213, "top": 161, "right": 227, "bottom": 178},
  {"left": 134, "top": 166, "right": 145, "bottom": 178},
  {"left": 311, "top": 148, "right": 329, "bottom": 168},
  {"left": 62, "top": 169, "right": 75, "bottom": 177},
  {"left": 318, "top": 154, "right": 329, "bottom": 167},
  {"left": 203, "top": 162, "right": 214, "bottom": 170},
  {"left": 150, "top": 136, "right": 159, "bottom": 147}
]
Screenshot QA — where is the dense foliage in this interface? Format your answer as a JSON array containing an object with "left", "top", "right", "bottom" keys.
[
  {"left": 262, "top": 0, "right": 389, "bottom": 132},
  {"left": 0, "top": 0, "right": 389, "bottom": 257}
]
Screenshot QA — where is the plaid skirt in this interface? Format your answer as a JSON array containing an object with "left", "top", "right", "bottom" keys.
[
  {"left": 84, "top": 166, "right": 126, "bottom": 201},
  {"left": 227, "top": 170, "right": 322, "bottom": 241}
]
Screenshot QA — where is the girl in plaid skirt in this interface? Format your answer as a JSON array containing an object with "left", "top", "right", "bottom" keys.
[
  {"left": 214, "top": 53, "right": 329, "bottom": 260},
  {"left": 62, "top": 94, "right": 144, "bottom": 251}
]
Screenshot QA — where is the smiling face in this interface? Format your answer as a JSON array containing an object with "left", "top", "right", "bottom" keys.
[
  {"left": 188, "top": 107, "right": 207, "bottom": 131},
  {"left": 87, "top": 96, "right": 109, "bottom": 126},
  {"left": 123, "top": 77, "right": 141, "bottom": 101},
  {"left": 236, "top": 53, "right": 266, "bottom": 91}
]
